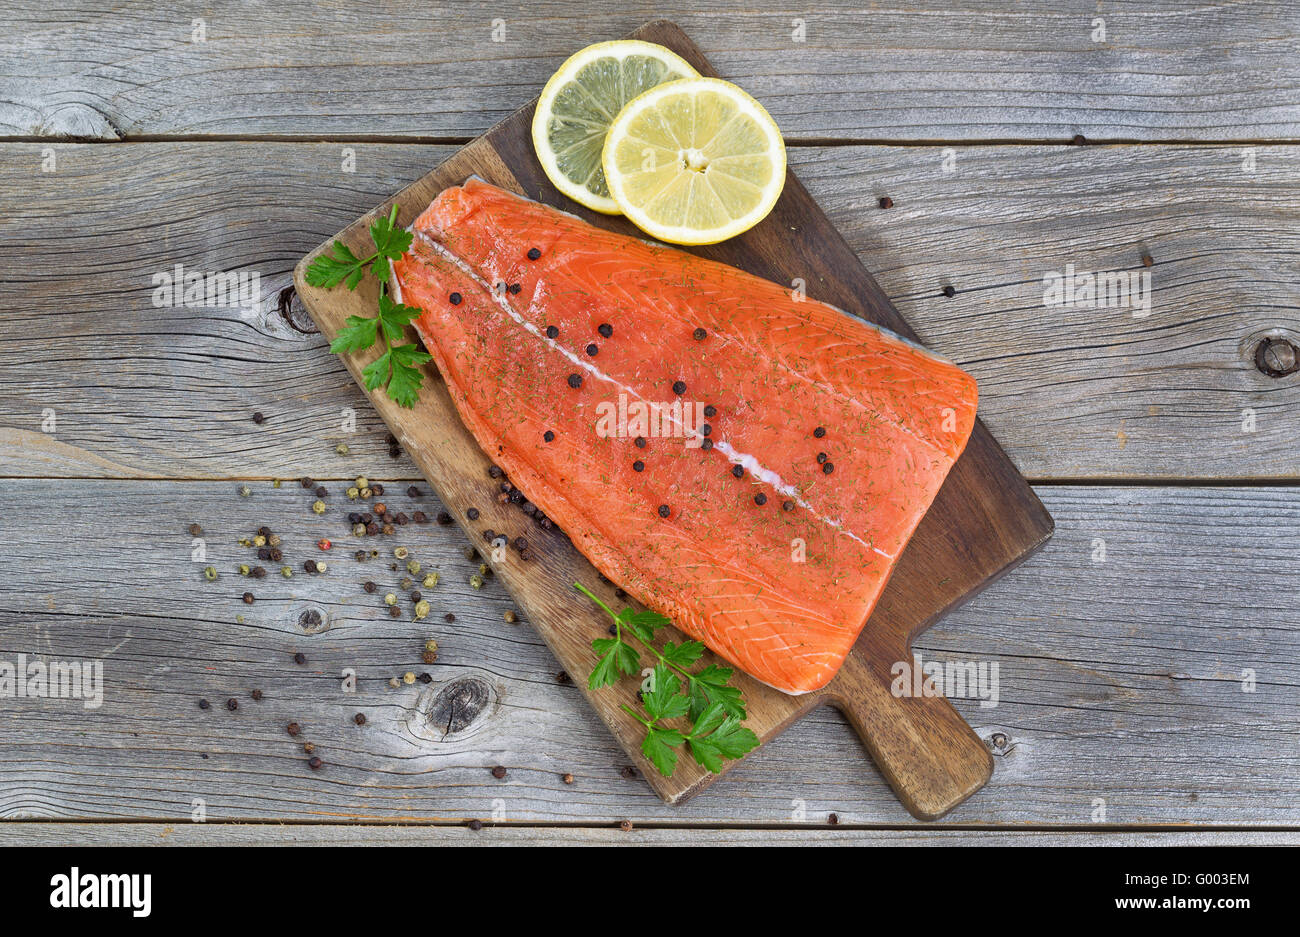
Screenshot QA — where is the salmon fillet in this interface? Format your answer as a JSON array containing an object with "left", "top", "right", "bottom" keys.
[{"left": 393, "top": 179, "right": 977, "bottom": 695}]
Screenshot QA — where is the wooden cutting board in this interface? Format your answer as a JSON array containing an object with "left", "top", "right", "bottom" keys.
[{"left": 293, "top": 19, "right": 1053, "bottom": 820}]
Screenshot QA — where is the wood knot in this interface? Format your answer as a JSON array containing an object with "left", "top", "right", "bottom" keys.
[
  {"left": 989, "top": 732, "right": 1009, "bottom": 751},
  {"left": 278, "top": 285, "right": 318, "bottom": 334},
  {"left": 297, "top": 606, "right": 328, "bottom": 634},
  {"left": 1254, "top": 337, "right": 1298, "bottom": 377},
  {"left": 428, "top": 677, "right": 493, "bottom": 735}
]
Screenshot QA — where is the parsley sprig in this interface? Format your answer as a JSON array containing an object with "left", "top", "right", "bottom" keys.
[
  {"left": 575, "top": 582, "right": 759, "bottom": 777},
  {"left": 306, "top": 205, "right": 430, "bottom": 408}
]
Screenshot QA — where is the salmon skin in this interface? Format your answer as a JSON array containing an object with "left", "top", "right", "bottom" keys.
[{"left": 393, "top": 179, "right": 977, "bottom": 695}]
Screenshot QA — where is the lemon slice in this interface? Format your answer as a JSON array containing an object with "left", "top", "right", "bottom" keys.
[
  {"left": 602, "top": 77, "right": 786, "bottom": 244},
  {"left": 532, "top": 41, "right": 699, "bottom": 214}
]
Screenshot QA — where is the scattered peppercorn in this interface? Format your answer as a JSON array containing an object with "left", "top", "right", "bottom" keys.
[
  {"left": 188, "top": 523, "right": 202, "bottom": 536},
  {"left": 817, "top": 452, "right": 828, "bottom": 464},
  {"left": 466, "top": 508, "right": 480, "bottom": 521},
  {"left": 503, "top": 610, "right": 517, "bottom": 624},
  {"left": 389, "top": 606, "right": 401, "bottom": 618},
  {"left": 203, "top": 566, "right": 218, "bottom": 581},
  {"left": 731, "top": 465, "right": 744, "bottom": 479},
  {"left": 468, "top": 819, "right": 483, "bottom": 831},
  {"left": 527, "top": 247, "right": 541, "bottom": 260},
  {"left": 449, "top": 292, "right": 462, "bottom": 305},
  {"left": 311, "top": 499, "right": 326, "bottom": 514},
  {"left": 414, "top": 599, "right": 430, "bottom": 619},
  {"left": 1141, "top": 253, "right": 1154, "bottom": 267},
  {"left": 308, "top": 756, "right": 322, "bottom": 770},
  {"left": 294, "top": 652, "right": 307, "bottom": 665},
  {"left": 693, "top": 327, "right": 707, "bottom": 341},
  {"left": 755, "top": 493, "right": 767, "bottom": 506},
  {"left": 281, "top": 565, "right": 293, "bottom": 578},
  {"left": 252, "top": 412, "right": 264, "bottom": 424},
  {"left": 632, "top": 460, "right": 645, "bottom": 472},
  {"left": 619, "top": 820, "right": 633, "bottom": 832},
  {"left": 242, "top": 592, "right": 254, "bottom": 604},
  {"left": 198, "top": 699, "right": 210, "bottom": 710},
  {"left": 226, "top": 698, "right": 238, "bottom": 711},
  {"left": 878, "top": 196, "right": 894, "bottom": 209},
  {"left": 252, "top": 566, "right": 266, "bottom": 578},
  {"left": 251, "top": 689, "right": 263, "bottom": 701},
  {"left": 492, "top": 765, "right": 507, "bottom": 779},
  {"left": 567, "top": 373, "right": 582, "bottom": 389},
  {"left": 941, "top": 284, "right": 956, "bottom": 298},
  {"left": 783, "top": 500, "right": 795, "bottom": 511},
  {"left": 657, "top": 504, "right": 670, "bottom": 518},
  {"left": 562, "top": 773, "right": 574, "bottom": 785},
  {"left": 287, "top": 722, "right": 301, "bottom": 736},
  {"left": 402, "top": 671, "right": 416, "bottom": 685},
  {"left": 353, "top": 712, "right": 366, "bottom": 726},
  {"left": 545, "top": 325, "right": 559, "bottom": 338},
  {"left": 543, "top": 430, "right": 555, "bottom": 442},
  {"left": 634, "top": 436, "right": 647, "bottom": 448},
  {"left": 303, "top": 559, "right": 318, "bottom": 573},
  {"left": 585, "top": 343, "right": 599, "bottom": 356},
  {"left": 508, "top": 282, "right": 521, "bottom": 294},
  {"left": 303, "top": 742, "right": 314, "bottom": 753},
  {"left": 823, "top": 462, "right": 834, "bottom": 474},
  {"left": 814, "top": 426, "right": 826, "bottom": 438},
  {"left": 672, "top": 380, "right": 686, "bottom": 395}
]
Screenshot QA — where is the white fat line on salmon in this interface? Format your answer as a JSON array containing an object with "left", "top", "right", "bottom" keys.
[{"left": 408, "top": 229, "right": 894, "bottom": 561}]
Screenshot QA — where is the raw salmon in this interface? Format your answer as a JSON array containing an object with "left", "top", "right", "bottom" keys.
[{"left": 393, "top": 179, "right": 977, "bottom": 695}]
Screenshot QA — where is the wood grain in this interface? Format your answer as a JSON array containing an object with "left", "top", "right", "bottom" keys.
[
  {"left": 3, "top": 140, "right": 1296, "bottom": 480},
  {"left": 0, "top": 481, "right": 1295, "bottom": 825},
  {"left": 2, "top": 3, "right": 1297, "bottom": 141},
  {"left": 291, "top": 20, "right": 1051, "bottom": 817},
  {"left": 2, "top": 825, "right": 1295, "bottom": 847}
]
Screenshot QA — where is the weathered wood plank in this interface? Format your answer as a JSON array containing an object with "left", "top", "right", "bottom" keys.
[
  {"left": 2, "top": 4, "right": 1297, "bottom": 141},
  {"left": 2, "top": 142, "right": 1296, "bottom": 479},
  {"left": 1, "top": 824, "right": 1295, "bottom": 846},
  {"left": 0, "top": 481, "right": 1295, "bottom": 825}
]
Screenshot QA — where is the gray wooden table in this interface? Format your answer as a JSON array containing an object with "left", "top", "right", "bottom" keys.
[{"left": 1, "top": 0, "right": 1297, "bottom": 846}]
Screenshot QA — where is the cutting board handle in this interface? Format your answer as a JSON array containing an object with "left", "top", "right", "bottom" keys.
[{"left": 827, "top": 649, "right": 993, "bottom": 821}]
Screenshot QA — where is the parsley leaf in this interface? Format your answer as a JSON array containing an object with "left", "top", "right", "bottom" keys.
[
  {"left": 588, "top": 637, "right": 639, "bottom": 690},
  {"left": 367, "top": 205, "right": 414, "bottom": 282},
  {"left": 305, "top": 240, "right": 369, "bottom": 290},
  {"left": 328, "top": 314, "right": 380, "bottom": 354},
  {"left": 642, "top": 663, "right": 690, "bottom": 722},
  {"left": 574, "top": 582, "right": 759, "bottom": 778},
  {"left": 385, "top": 344, "right": 432, "bottom": 409},
  {"left": 642, "top": 726, "right": 684, "bottom": 777}
]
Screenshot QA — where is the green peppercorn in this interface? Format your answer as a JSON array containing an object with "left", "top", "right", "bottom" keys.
[
  {"left": 402, "top": 672, "right": 416, "bottom": 685},
  {"left": 352, "top": 523, "right": 366, "bottom": 537},
  {"left": 281, "top": 566, "right": 293, "bottom": 578},
  {"left": 355, "top": 476, "right": 369, "bottom": 489},
  {"left": 399, "top": 577, "right": 412, "bottom": 591},
  {"left": 203, "top": 565, "right": 218, "bottom": 581},
  {"left": 425, "top": 638, "right": 439, "bottom": 653},
  {"left": 414, "top": 599, "right": 430, "bottom": 620},
  {"left": 383, "top": 592, "right": 397, "bottom": 606},
  {"left": 312, "top": 500, "right": 326, "bottom": 514},
  {"left": 393, "top": 547, "right": 409, "bottom": 560},
  {"left": 347, "top": 486, "right": 360, "bottom": 499},
  {"left": 406, "top": 559, "right": 421, "bottom": 575},
  {"left": 253, "top": 535, "right": 266, "bottom": 547},
  {"left": 503, "top": 610, "right": 517, "bottom": 624},
  {"left": 239, "top": 485, "right": 251, "bottom": 497},
  {"left": 470, "top": 574, "right": 484, "bottom": 590},
  {"left": 336, "top": 443, "right": 350, "bottom": 455},
  {"left": 238, "top": 564, "right": 251, "bottom": 576},
  {"left": 422, "top": 573, "right": 439, "bottom": 589}
]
